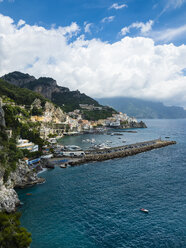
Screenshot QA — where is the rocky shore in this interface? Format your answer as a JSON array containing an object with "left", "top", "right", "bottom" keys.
[
  {"left": 0, "top": 160, "right": 45, "bottom": 213},
  {"left": 0, "top": 139, "right": 176, "bottom": 213},
  {"left": 120, "top": 120, "right": 147, "bottom": 129}
]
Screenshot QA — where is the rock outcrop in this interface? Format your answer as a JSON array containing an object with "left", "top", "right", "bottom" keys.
[
  {"left": 0, "top": 161, "right": 45, "bottom": 213},
  {"left": 0, "top": 97, "right": 5, "bottom": 127},
  {"left": 121, "top": 121, "right": 147, "bottom": 129},
  {"left": 1, "top": 71, "right": 35, "bottom": 87},
  {"left": 44, "top": 101, "right": 66, "bottom": 123},
  {"left": 31, "top": 98, "right": 66, "bottom": 124},
  {"left": 1, "top": 71, "right": 100, "bottom": 111}
]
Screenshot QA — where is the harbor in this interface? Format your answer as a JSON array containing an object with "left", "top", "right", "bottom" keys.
[
  {"left": 16, "top": 119, "right": 185, "bottom": 248},
  {"left": 41, "top": 139, "right": 176, "bottom": 168},
  {"left": 67, "top": 139, "right": 176, "bottom": 166}
]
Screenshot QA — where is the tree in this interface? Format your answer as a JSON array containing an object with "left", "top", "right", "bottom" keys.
[{"left": 0, "top": 212, "right": 32, "bottom": 248}]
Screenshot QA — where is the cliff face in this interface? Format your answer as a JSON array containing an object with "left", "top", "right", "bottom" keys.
[
  {"left": 0, "top": 160, "right": 45, "bottom": 213},
  {"left": 32, "top": 98, "right": 66, "bottom": 123},
  {"left": 1, "top": 71, "right": 100, "bottom": 111},
  {"left": 0, "top": 98, "right": 5, "bottom": 127},
  {"left": 0, "top": 99, "right": 45, "bottom": 213},
  {"left": 44, "top": 101, "right": 66, "bottom": 123},
  {"left": 121, "top": 121, "right": 147, "bottom": 129},
  {"left": 1, "top": 71, "right": 35, "bottom": 87}
]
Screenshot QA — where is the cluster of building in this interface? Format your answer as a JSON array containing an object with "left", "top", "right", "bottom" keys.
[
  {"left": 16, "top": 138, "right": 39, "bottom": 152},
  {"left": 64, "top": 111, "right": 137, "bottom": 132},
  {"left": 1, "top": 96, "right": 138, "bottom": 141},
  {"left": 79, "top": 104, "right": 104, "bottom": 111},
  {"left": 30, "top": 106, "right": 138, "bottom": 138}
]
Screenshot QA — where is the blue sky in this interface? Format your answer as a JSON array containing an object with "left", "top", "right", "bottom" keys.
[
  {"left": 0, "top": 0, "right": 186, "bottom": 108},
  {"left": 0, "top": 0, "right": 186, "bottom": 45}
]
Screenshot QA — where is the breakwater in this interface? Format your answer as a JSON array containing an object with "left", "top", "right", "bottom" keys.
[{"left": 68, "top": 139, "right": 176, "bottom": 166}]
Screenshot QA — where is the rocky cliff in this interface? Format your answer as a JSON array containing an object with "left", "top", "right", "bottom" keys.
[
  {"left": 0, "top": 101, "right": 45, "bottom": 213},
  {"left": 0, "top": 161, "right": 44, "bottom": 213},
  {"left": 1, "top": 71, "right": 35, "bottom": 87},
  {"left": 121, "top": 121, "right": 147, "bottom": 129},
  {"left": 32, "top": 98, "right": 66, "bottom": 123},
  {"left": 1, "top": 71, "right": 101, "bottom": 111},
  {"left": 0, "top": 97, "right": 5, "bottom": 127}
]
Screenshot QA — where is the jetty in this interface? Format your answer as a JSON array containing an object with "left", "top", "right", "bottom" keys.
[{"left": 67, "top": 139, "right": 176, "bottom": 166}]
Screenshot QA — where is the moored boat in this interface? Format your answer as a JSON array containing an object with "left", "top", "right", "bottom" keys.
[{"left": 60, "top": 164, "right": 67, "bottom": 168}]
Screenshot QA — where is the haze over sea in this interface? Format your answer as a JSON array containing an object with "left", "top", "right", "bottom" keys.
[{"left": 17, "top": 119, "right": 186, "bottom": 248}]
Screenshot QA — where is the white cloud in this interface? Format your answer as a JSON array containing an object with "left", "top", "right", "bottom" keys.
[
  {"left": 101, "top": 16, "right": 115, "bottom": 23},
  {"left": 131, "top": 20, "right": 154, "bottom": 34},
  {"left": 58, "top": 22, "right": 80, "bottom": 37},
  {"left": 109, "top": 3, "right": 127, "bottom": 10},
  {"left": 0, "top": 0, "right": 4, "bottom": 3},
  {"left": 0, "top": 14, "right": 186, "bottom": 107},
  {"left": 152, "top": 24, "right": 186, "bottom": 42},
  {"left": 84, "top": 22, "right": 93, "bottom": 33},
  {"left": 164, "top": 0, "right": 186, "bottom": 10},
  {"left": 120, "top": 26, "right": 130, "bottom": 36},
  {"left": 121, "top": 20, "right": 154, "bottom": 36},
  {"left": 17, "top": 19, "right": 26, "bottom": 27},
  {"left": 158, "top": 0, "right": 186, "bottom": 17}
]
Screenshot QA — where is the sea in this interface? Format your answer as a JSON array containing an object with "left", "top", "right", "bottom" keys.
[{"left": 17, "top": 119, "right": 186, "bottom": 248}]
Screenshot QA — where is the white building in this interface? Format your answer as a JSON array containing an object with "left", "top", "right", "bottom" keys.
[{"left": 17, "top": 139, "right": 38, "bottom": 152}]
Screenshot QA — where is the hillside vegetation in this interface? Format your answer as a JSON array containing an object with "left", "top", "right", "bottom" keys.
[
  {"left": 1, "top": 72, "right": 117, "bottom": 120},
  {"left": 0, "top": 212, "right": 32, "bottom": 248},
  {"left": 0, "top": 79, "right": 47, "bottom": 106}
]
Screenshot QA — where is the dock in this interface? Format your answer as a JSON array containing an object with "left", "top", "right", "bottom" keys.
[{"left": 67, "top": 139, "right": 176, "bottom": 166}]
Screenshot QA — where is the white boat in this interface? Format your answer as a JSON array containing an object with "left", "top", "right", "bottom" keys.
[
  {"left": 48, "top": 138, "right": 57, "bottom": 144},
  {"left": 91, "top": 138, "right": 96, "bottom": 144},
  {"left": 64, "top": 145, "right": 81, "bottom": 151},
  {"left": 41, "top": 154, "right": 53, "bottom": 159},
  {"left": 140, "top": 208, "right": 149, "bottom": 213},
  {"left": 98, "top": 143, "right": 111, "bottom": 149},
  {"left": 60, "top": 164, "right": 67, "bottom": 168}
]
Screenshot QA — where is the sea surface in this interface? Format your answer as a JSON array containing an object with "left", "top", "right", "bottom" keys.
[{"left": 17, "top": 119, "right": 186, "bottom": 248}]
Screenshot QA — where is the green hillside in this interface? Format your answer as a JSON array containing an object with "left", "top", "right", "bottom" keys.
[
  {"left": 0, "top": 79, "right": 47, "bottom": 106},
  {"left": 1, "top": 72, "right": 117, "bottom": 119}
]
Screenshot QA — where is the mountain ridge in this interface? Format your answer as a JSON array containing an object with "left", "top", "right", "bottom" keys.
[
  {"left": 1, "top": 71, "right": 99, "bottom": 112},
  {"left": 1, "top": 71, "right": 117, "bottom": 120},
  {"left": 97, "top": 97, "right": 186, "bottom": 119}
]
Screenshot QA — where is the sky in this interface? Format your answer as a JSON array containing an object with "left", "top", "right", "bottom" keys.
[{"left": 0, "top": 0, "right": 186, "bottom": 108}]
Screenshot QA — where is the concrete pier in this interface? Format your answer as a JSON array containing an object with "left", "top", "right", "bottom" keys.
[{"left": 68, "top": 139, "right": 176, "bottom": 166}]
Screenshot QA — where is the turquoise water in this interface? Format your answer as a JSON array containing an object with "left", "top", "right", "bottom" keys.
[{"left": 17, "top": 119, "right": 186, "bottom": 248}]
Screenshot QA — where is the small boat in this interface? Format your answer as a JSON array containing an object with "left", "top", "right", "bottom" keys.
[
  {"left": 165, "top": 136, "right": 170, "bottom": 139},
  {"left": 140, "top": 208, "right": 149, "bottom": 213},
  {"left": 26, "top": 193, "right": 32, "bottom": 196},
  {"left": 60, "top": 164, "right": 67, "bottom": 168}
]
